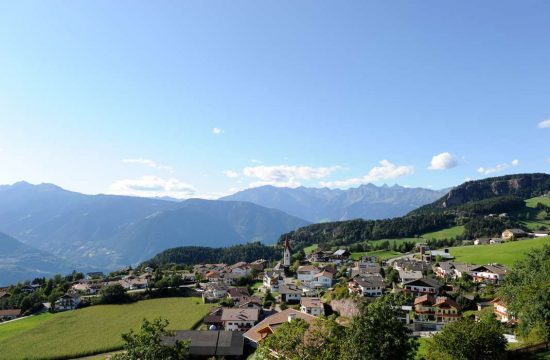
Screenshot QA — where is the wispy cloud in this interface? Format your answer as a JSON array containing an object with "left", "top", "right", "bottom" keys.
[
  {"left": 212, "top": 127, "right": 222, "bottom": 135},
  {"left": 477, "top": 159, "right": 519, "bottom": 175},
  {"left": 109, "top": 175, "right": 196, "bottom": 199},
  {"left": 242, "top": 165, "right": 342, "bottom": 188},
  {"left": 538, "top": 119, "right": 550, "bottom": 129},
  {"left": 428, "top": 152, "right": 457, "bottom": 170},
  {"left": 122, "top": 158, "right": 174, "bottom": 172},
  {"left": 320, "top": 160, "right": 414, "bottom": 188},
  {"left": 250, "top": 159, "right": 262, "bottom": 164},
  {"left": 223, "top": 170, "right": 240, "bottom": 178}
]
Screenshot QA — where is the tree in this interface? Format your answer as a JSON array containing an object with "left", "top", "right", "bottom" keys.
[
  {"left": 256, "top": 319, "right": 309, "bottom": 360},
  {"left": 343, "top": 294, "right": 417, "bottom": 360},
  {"left": 499, "top": 244, "right": 550, "bottom": 342},
  {"left": 300, "top": 317, "right": 346, "bottom": 360},
  {"left": 427, "top": 317, "right": 506, "bottom": 360},
  {"left": 113, "top": 318, "right": 189, "bottom": 360},
  {"left": 99, "top": 284, "right": 132, "bottom": 304}
]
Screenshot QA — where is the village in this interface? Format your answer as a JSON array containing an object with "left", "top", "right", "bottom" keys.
[{"left": 1, "top": 226, "right": 543, "bottom": 359}]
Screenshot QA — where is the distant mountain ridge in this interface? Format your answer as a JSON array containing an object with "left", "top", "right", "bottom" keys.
[
  {"left": 0, "top": 232, "right": 79, "bottom": 286},
  {"left": 222, "top": 184, "right": 449, "bottom": 222},
  {"left": 0, "top": 182, "right": 309, "bottom": 275}
]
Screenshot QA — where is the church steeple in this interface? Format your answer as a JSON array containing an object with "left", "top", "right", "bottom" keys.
[{"left": 283, "top": 236, "right": 291, "bottom": 268}]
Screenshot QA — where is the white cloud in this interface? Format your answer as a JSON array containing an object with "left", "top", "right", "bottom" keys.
[
  {"left": 538, "top": 119, "right": 550, "bottom": 128},
  {"left": 477, "top": 159, "right": 519, "bottom": 175},
  {"left": 109, "top": 176, "right": 196, "bottom": 199},
  {"left": 122, "top": 158, "right": 174, "bottom": 172},
  {"left": 428, "top": 152, "right": 457, "bottom": 170},
  {"left": 320, "top": 160, "right": 415, "bottom": 188},
  {"left": 212, "top": 127, "right": 222, "bottom": 135},
  {"left": 250, "top": 159, "right": 262, "bottom": 164},
  {"left": 223, "top": 170, "right": 240, "bottom": 178},
  {"left": 243, "top": 165, "right": 341, "bottom": 188}
]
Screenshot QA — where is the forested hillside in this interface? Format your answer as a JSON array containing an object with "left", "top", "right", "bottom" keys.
[
  {"left": 279, "top": 174, "right": 550, "bottom": 251},
  {"left": 141, "top": 242, "right": 280, "bottom": 267}
]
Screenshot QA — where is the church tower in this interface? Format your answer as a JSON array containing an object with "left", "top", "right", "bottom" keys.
[{"left": 283, "top": 236, "right": 291, "bottom": 268}]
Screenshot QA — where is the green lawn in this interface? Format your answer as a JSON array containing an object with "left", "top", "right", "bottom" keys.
[
  {"left": 369, "top": 238, "right": 424, "bottom": 246},
  {"left": 0, "top": 297, "right": 212, "bottom": 359},
  {"left": 450, "top": 236, "right": 550, "bottom": 267},
  {"left": 422, "top": 225, "right": 465, "bottom": 240},
  {"left": 351, "top": 250, "right": 402, "bottom": 261},
  {"left": 303, "top": 244, "right": 318, "bottom": 255},
  {"left": 526, "top": 196, "right": 550, "bottom": 208}
]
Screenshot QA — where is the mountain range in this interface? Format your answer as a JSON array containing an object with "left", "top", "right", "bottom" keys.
[
  {"left": 0, "top": 180, "right": 465, "bottom": 285},
  {"left": 0, "top": 182, "right": 308, "bottom": 283},
  {"left": 0, "top": 232, "right": 78, "bottom": 286},
  {"left": 222, "top": 184, "right": 448, "bottom": 222}
]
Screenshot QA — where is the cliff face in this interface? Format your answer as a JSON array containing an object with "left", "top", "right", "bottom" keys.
[{"left": 441, "top": 173, "right": 550, "bottom": 208}]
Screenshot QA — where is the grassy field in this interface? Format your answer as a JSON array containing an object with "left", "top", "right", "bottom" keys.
[
  {"left": 526, "top": 196, "right": 550, "bottom": 208},
  {"left": 450, "top": 236, "right": 550, "bottom": 267},
  {"left": 304, "top": 244, "right": 318, "bottom": 255},
  {"left": 351, "top": 250, "right": 402, "bottom": 261},
  {"left": 422, "top": 225, "right": 465, "bottom": 240},
  {"left": 369, "top": 238, "right": 423, "bottom": 246},
  {"left": 0, "top": 297, "right": 212, "bottom": 359}
]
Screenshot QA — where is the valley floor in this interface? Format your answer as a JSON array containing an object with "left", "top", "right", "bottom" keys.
[{"left": 0, "top": 297, "right": 211, "bottom": 360}]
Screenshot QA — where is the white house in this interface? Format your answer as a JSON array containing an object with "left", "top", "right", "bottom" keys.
[
  {"left": 491, "top": 299, "right": 515, "bottom": 323},
  {"left": 221, "top": 308, "right": 259, "bottom": 331},
  {"left": 312, "top": 270, "right": 333, "bottom": 288},
  {"left": 279, "top": 284, "right": 302, "bottom": 303},
  {"left": 297, "top": 265, "right": 320, "bottom": 284},
  {"left": 348, "top": 275, "right": 386, "bottom": 297},
  {"left": 470, "top": 264, "right": 507, "bottom": 284},
  {"left": 55, "top": 294, "right": 81, "bottom": 311},
  {"left": 263, "top": 270, "right": 284, "bottom": 291},
  {"left": 300, "top": 297, "right": 324, "bottom": 316}
]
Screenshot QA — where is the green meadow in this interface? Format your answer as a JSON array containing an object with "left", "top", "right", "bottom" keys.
[
  {"left": 351, "top": 249, "right": 402, "bottom": 261},
  {"left": 422, "top": 225, "right": 465, "bottom": 240},
  {"left": 0, "top": 297, "right": 212, "bottom": 360},
  {"left": 450, "top": 236, "right": 550, "bottom": 267}
]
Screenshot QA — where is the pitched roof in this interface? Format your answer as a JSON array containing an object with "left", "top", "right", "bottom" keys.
[
  {"left": 300, "top": 297, "right": 323, "bottom": 308},
  {"left": 313, "top": 270, "right": 333, "bottom": 279},
  {"left": 221, "top": 308, "right": 259, "bottom": 322},
  {"left": 243, "top": 309, "right": 316, "bottom": 344},
  {"left": 297, "top": 265, "right": 319, "bottom": 272},
  {"left": 471, "top": 264, "right": 507, "bottom": 275},
  {"left": 162, "top": 330, "right": 244, "bottom": 357},
  {"left": 228, "top": 287, "right": 250, "bottom": 298},
  {"left": 279, "top": 284, "right": 302, "bottom": 295},
  {"left": 0, "top": 309, "right": 21, "bottom": 317},
  {"left": 404, "top": 277, "right": 441, "bottom": 288},
  {"left": 507, "top": 228, "right": 526, "bottom": 233},
  {"left": 353, "top": 275, "right": 386, "bottom": 288}
]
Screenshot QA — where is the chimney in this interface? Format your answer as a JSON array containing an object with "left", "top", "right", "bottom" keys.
[{"left": 288, "top": 313, "right": 297, "bottom": 323}]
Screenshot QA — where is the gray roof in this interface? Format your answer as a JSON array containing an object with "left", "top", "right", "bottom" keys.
[
  {"left": 404, "top": 277, "right": 441, "bottom": 289},
  {"left": 353, "top": 275, "right": 386, "bottom": 288},
  {"left": 162, "top": 330, "right": 244, "bottom": 356}
]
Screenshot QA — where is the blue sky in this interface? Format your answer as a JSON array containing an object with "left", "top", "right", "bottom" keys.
[{"left": 0, "top": 1, "right": 549, "bottom": 198}]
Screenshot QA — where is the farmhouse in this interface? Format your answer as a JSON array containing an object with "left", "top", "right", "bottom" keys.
[
  {"left": 243, "top": 309, "right": 316, "bottom": 347},
  {"left": 331, "top": 249, "right": 351, "bottom": 263},
  {"left": 300, "top": 297, "right": 325, "bottom": 316},
  {"left": 502, "top": 228, "right": 528, "bottom": 241},
  {"left": 221, "top": 308, "right": 259, "bottom": 331}
]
